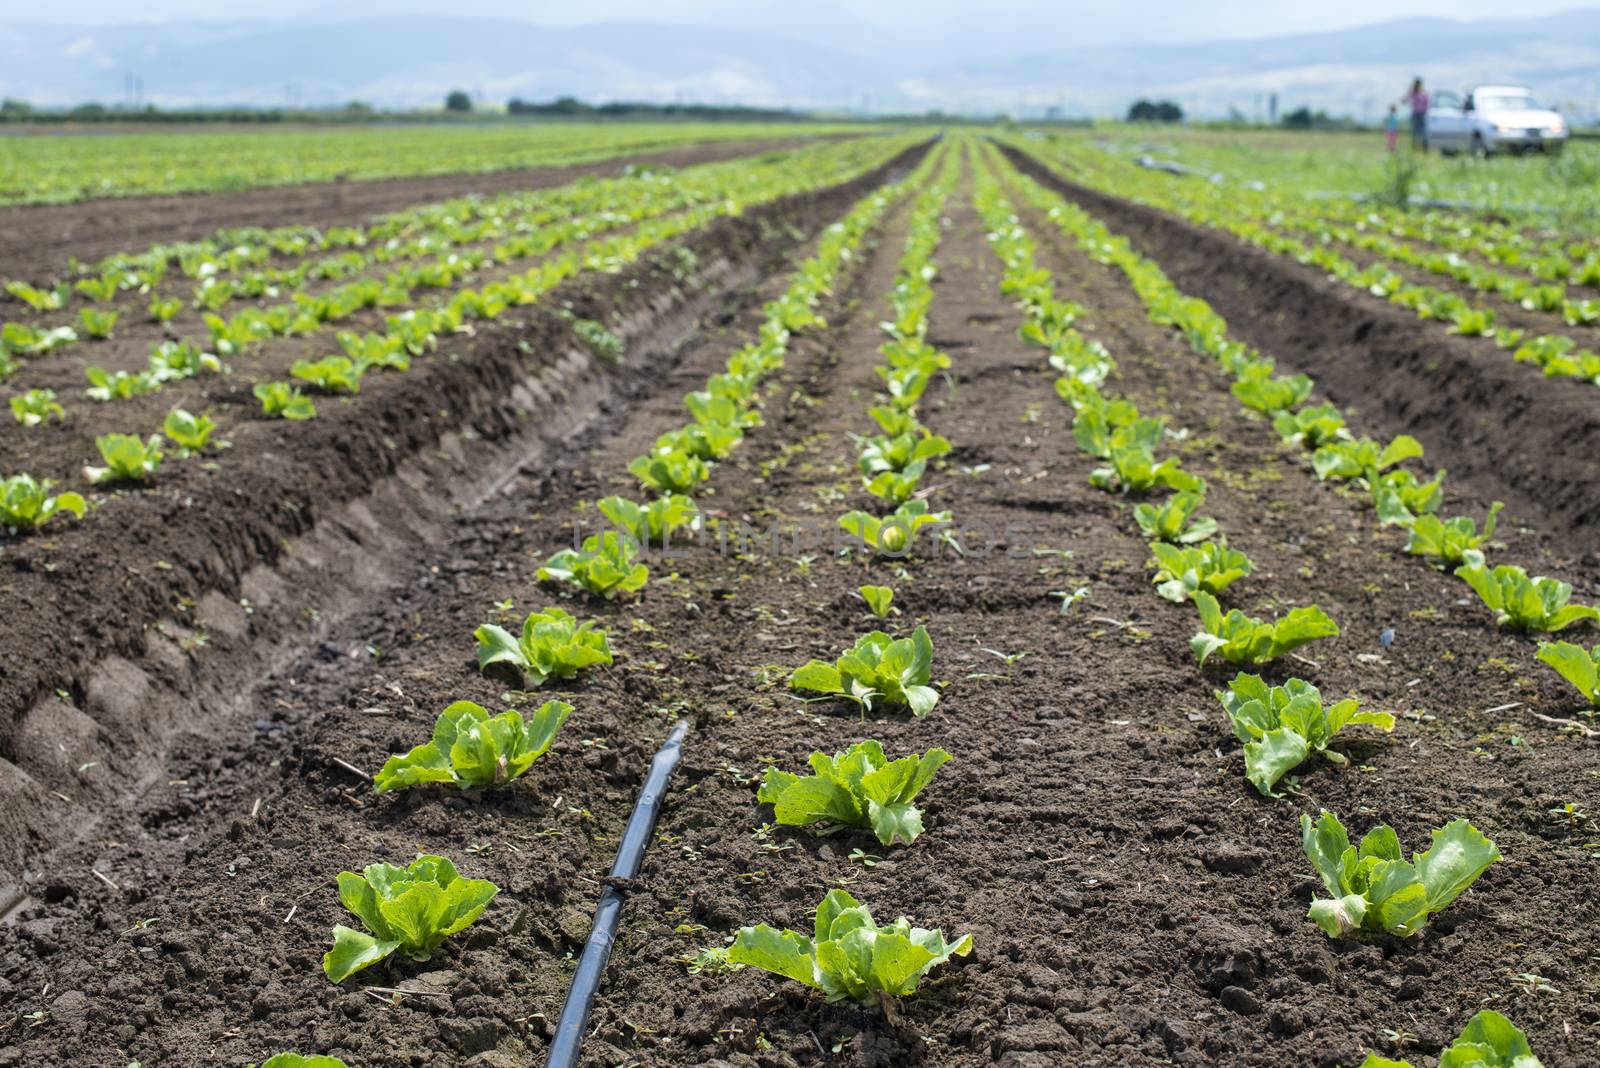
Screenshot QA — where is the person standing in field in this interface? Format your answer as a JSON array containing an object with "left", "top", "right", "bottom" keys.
[
  {"left": 1404, "top": 77, "right": 1429, "bottom": 152},
  {"left": 1384, "top": 104, "right": 1399, "bottom": 153}
]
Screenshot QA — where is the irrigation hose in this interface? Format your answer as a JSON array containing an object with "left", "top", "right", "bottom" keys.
[{"left": 545, "top": 718, "right": 690, "bottom": 1068}]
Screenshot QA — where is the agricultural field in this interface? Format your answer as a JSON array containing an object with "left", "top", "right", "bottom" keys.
[{"left": 1, "top": 121, "right": 1597, "bottom": 1068}]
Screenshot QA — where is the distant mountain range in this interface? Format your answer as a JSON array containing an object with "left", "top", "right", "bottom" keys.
[{"left": 3, "top": 10, "right": 1599, "bottom": 121}]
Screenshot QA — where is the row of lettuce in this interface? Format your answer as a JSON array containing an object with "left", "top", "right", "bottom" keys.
[
  {"left": 261, "top": 140, "right": 978, "bottom": 1066},
  {"left": 972, "top": 140, "right": 1559, "bottom": 1067},
  {"left": 0, "top": 137, "right": 917, "bottom": 536}
]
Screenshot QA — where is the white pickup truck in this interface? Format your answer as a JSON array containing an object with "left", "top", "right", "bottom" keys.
[{"left": 1425, "top": 85, "right": 1568, "bottom": 156}]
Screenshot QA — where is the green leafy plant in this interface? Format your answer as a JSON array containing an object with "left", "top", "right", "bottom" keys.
[
  {"left": 628, "top": 447, "right": 709, "bottom": 495},
  {"left": 84, "top": 433, "right": 162, "bottom": 484},
  {"left": 1455, "top": 564, "right": 1600, "bottom": 633},
  {"left": 254, "top": 381, "right": 318, "bottom": 421},
  {"left": 291, "top": 355, "right": 364, "bottom": 395},
  {"left": 10, "top": 389, "right": 64, "bottom": 427},
  {"left": 1090, "top": 441, "right": 1202, "bottom": 494},
  {"left": 1272, "top": 403, "right": 1346, "bottom": 448},
  {"left": 1536, "top": 641, "right": 1600, "bottom": 708},
  {"left": 856, "top": 431, "right": 950, "bottom": 475},
  {"left": 1301, "top": 810, "right": 1499, "bottom": 938},
  {"left": 1404, "top": 503, "right": 1502, "bottom": 569},
  {"left": 789, "top": 625, "right": 939, "bottom": 717},
  {"left": 538, "top": 531, "right": 649, "bottom": 599},
  {"left": 757, "top": 740, "right": 951, "bottom": 846},
  {"left": 84, "top": 366, "right": 158, "bottom": 402},
  {"left": 4, "top": 280, "right": 69, "bottom": 311},
  {"left": 1150, "top": 540, "right": 1253, "bottom": 603},
  {"left": 374, "top": 699, "right": 572, "bottom": 793},
  {"left": 1218, "top": 674, "right": 1395, "bottom": 795},
  {"left": 1312, "top": 435, "right": 1423, "bottom": 484},
  {"left": 163, "top": 409, "right": 218, "bottom": 456},
  {"left": 597, "top": 494, "right": 699, "bottom": 545},
  {"left": 259, "top": 1056, "right": 349, "bottom": 1068},
  {"left": 475, "top": 605, "right": 613, "bottom": 687},
  {"left": 1373, "top": 469, "right": 1448, "bottom": 525},
  {"left": 838, "top": 500, "right": 950, "bottom": 556},
  {"left": 573, "top": 318, "right": 623, "bottom": 362},
  {"left": 1232, "top": 369, "right": 1313, "bottom": 413},
  {"left": 78, "top": 307, "right": 119, "bottom": 340},
  {"left": 1134, "top": 490, "right": 1217, "bottom": 544},
  {"left": 727, "top": 888, "right": 971, "bottom": 1007},
  {"left": 147, "top": 340, "right": 222, "bottom": 382},
  {"left": 1, "top": 474, "right": 86, "bottom": 533},
  {"left": 2, "top": 321, "right": 76, "bottom": 355},
  {"left": 322, "top": 854, "right": 498, "bottom": 983},
  {"left": 1358, "top": 1010, "right": 1543, "bottom": 1068},
  {"left": 1190, "top": 591, "right": 1338, "bottom": 666},
  {"left": 337, "top": 330, "right": 411, "bottom": 372},
  {"left": 148, "top": 294, "right": 183, "bottom": 323},
  {"left": 859, "top": 585, "right": 894, "bottom": 618}
]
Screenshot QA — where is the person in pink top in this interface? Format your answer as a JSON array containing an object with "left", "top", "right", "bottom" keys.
[{"left": 1404, "top": 77, "right": 1429, "bottom": 152}]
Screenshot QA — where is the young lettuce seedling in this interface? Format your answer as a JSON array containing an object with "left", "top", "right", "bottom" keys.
[
  {"left": 858, "top": 585, "right": 895, "bottom": 619},
  {"left": 1372, "top": 469, "right": 1448, "bottom": 526},
  {"left": 1301, "top": 810, "right": 1499, "bottom": 938},
  {"left": 838, "top": 500, "right": 951, "bottom": 557},
  {"left": 758, "top": 741, "right": 951, "bottom": 846},
  {"left": 1536, "top": 641, "right": 1600, "bottom": 708},
  {"left": 790, "top": 625, "right": 939, "bottom": 717},
  {"left": 1272, "top": 402, "right": 1346, "bottom": 449},
  {"left": 374, "top": 699, "right": 572, "bottom": 793},
  {"left": 1312, "top": 434, "right": 1424, "bottom": 485},
  {"left": 1218, "top": 674, "right": 1395, "bottom": 796},
  {"left": 1404, "top": 502, "right": 1502, "bottom": 569},
  {"left": 322, "top": 854, "right": 498, "bottom": 983},
  {"left": 291, "top": 355, "right": 364, "bottom": 395},
  {"left": 1089, "top": 442, "right": 1203, "bottom": 495},
  {"left": 260, "top": 1055, "right": 349, "bottom": 1068},
  {"left": 1454, "top": 564, "right": 1599, "bottom": 633},
  {"left": 538, "top": 531, "right": 649, "bottom": 599},
  {"left": 84, "top": 434, "right": 162, "bottom": 484},
  {"left": 628, "top": 447, "right": 710, "bottom": 496},
  {"left": 1190, "top": 591, "right": 1339, "bottom": 666},
  {"left": 728, "top": 888, "right": 971, "bottom": 1007},
  {"left": 254, "top": 381, "right": 318, "bottom": 421},
  {"left": 1, "top": 474, "right": 87, "bottom": 533},
  {"left": 1134, "top": 490, "right": 1217, "bottom": 544},
  {"left": 10, "top": 389, "right": 64, "bottom": 428},
  {"left": 1231, "top": 368, "right": 1313, "bottom": 413},
  {"left": 1150, "top": 541, "right": 1253, "bottom": 603},
  {"left": 84, "top": 366, "right": 159, "bottom": 402},
  {"left": 1358, "top": 1009, "right": 1543, "bottom": 1068},
  {"left": 147, "top": 340, "right": 222, "bottom": 383},
  {"left": 163, "top": 409, "right": 219, "bottom": 457},
  {"left": 475, "top": 605, "right": 613, "bottom": 687},
  {"left": 597, "top": 494, "right": 699, "bottom": 545},
  {"left": 855, "top": 430, "right": 951, "bottom": 475}
]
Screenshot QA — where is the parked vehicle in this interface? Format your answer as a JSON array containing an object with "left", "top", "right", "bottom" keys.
[{"left": 1426, "top": 85, "right": 1568, "bottom": 156}]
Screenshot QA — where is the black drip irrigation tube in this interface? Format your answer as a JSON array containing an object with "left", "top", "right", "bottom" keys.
[{"left": 546, "top": 718, "right": 689, "bottom": 1068}]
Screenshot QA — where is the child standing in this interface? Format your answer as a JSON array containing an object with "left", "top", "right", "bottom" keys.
[{"left": 1384, "top": 105, "right": 1399, "bottom": 153}]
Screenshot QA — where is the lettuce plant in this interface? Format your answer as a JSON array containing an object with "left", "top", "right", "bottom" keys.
[
  {"left": 84, "top": 434, "right": 162, "bottom": 484},
  {"left": 1, "top": 474, "right": 87, "bottom": 533},
  {"left": 1455, "top": 564, "right": 1600, "bottom": 632},
  {"left": 1150, "top": 541, "right": 1253, "bottom": 603},
  {"left": 1231, "top": 369, "right": 1313, "bottom": 413},
  {"left": 1373, "top": 469, "right": 1447, "bottom": 525},
  {"left": 260, "top": 1056, "right": 349, "bottom": 1068},
  {"left": 323, "top": 854, "right": 498, "bottom": 983},
  {"left": 856, "top": 431, "right": 950, "bottom": 475},
  {"left": 538, "top": 531, "right": 648, "bottom": 599},
  {"left": 1312, "top": 434, "right": 1423, "bottom": 484},
  {"left": 1190, "top": 591, "right": 1339, "bottom": 666},
  {"left": 863, "top": 462, "right": 928, "bottom": 504},
  {"left": 163, "top": 409, "right": 218, "bottom": 456},
  {"left": 838, "top": 500, "right": 950, "bottom": 557},
  {"left": 147, "top": 340, "right": 222, "bottom": 382},
  {"left": 790, "top": 625, "right": 939, "bottom": 717},
  {"left": 758, "top": 741, "right": 951, "bottom": 846},
  {"left": 1073, "top": 412, "right": 1162, "bottom": 461},
  {"left": 1272, "top": 403, "right": 1346, "bottom": 448},
  {"left": 85, "top": 366, "right": 158, "bottom": 402},
  {"left": 1218, "top": 674, "right": 1394, "bottom": 796},
  {"left": 658, "top": 421, "right": 743, "bottom": 461},
  {"left": 859, "top": 585, "right": 894, "bottom": 618},
  {"left": 597, "top": 494, "right": 699, "bottom": 545},
  {"left": 2, "top": 322, "right": 76, "bottom": 356},
  {"left": 1134, "top": 491, "right": 1217, "bottom": 544},
  {"left": 10, "top": 389, "right": 63, "bottom": 427},
  {"left": 148, "top": 295, "right": 183, "bottom": 323},
  {"left": 78, "top": 307, "right": 119, "bottom": 340},
  {"left": 629, "top": 447, "right": 709, "bottom": 495},
  {"left": 727, "top": 889, "right": 971, "bottom": 1006},
  {"left": 1404, "top": 503, "right": 1502, "bottom": 569},
  {"left": 475, "top": 606, "right": 613, "bottom": 687},
  {"left": 292, "top": 355, "right": 364, "bottom": 395},
  {"left": 338, "top": 330, "right": 411, "bottom": 372},
  {"left": 1090, "top": 442, "right": 1202, "bottom": 494},
  {"left": 686, "top": 391, "right": 760, "bottom": 430},
  {"left": 374, "top": 699, "right": 572, "bottom": 793},
  {"left": 1359, "top": 1010, "right": 1543, "bottom": 1068},
  {"left": 4, "top": 280, "right": 69, "bottom": 311},
  {"left": 254, "top": 381, "right": 318, "bottom": 421},
  {"left": 1301, "top": 810, "right": 1500, "bottom": 938},
  {"left": 1536, "top": 641, "right": 1600, "bottom": 707}
]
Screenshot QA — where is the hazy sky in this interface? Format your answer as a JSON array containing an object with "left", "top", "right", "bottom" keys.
[{"left": 20, "top": 0, "right": 1598, "bottom": 49}]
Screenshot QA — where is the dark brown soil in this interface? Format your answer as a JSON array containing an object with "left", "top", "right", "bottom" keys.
[
  {"left": 0, "top": 136, "right": 832, "bottom": 284},
  {"left": 0, "top": 144, "right": 1597, "bottom": 1068},
  {"left": 1002, "top": 146, "right": 1600, "bottom": 539}
]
